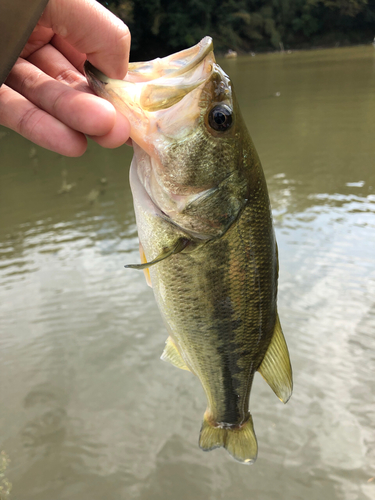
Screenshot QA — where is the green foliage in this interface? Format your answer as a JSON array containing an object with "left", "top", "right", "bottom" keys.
[
  {"left": 97, "top": 0, "right": 375, "bottom": 57},
  {"left": 308, "top": 0, "right": 368, "bottom": 17}
]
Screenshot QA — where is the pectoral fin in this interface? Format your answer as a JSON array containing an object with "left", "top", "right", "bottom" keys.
[
  {"left": 125, "top": 238, "right": 189, "bottom": 271},
  {"left": 258, "top": 314, "right": 293, "bottom": 403},
  {"left": 139, "top": 242, "right": 152, "bottom": 287},
  {"left": 160, "top": 336, "right": 191, "bottom": 371}
]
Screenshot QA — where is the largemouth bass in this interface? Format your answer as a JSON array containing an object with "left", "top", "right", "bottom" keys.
[{"left": 84, "top": 37, "right": 292, "bottom": 464}]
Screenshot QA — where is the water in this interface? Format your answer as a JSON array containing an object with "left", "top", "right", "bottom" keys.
[{"left": 1, "top": 45, "right": 375, "bottom": 499}]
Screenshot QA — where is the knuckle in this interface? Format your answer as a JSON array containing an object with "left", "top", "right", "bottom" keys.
[
  {"left": 50, "top": 87, "right": 72, "bottom": 116},
  {"left": 18, "top": 67, "right": 43, "bottom": 96},
  {"left": 17, "top": 106, "right": 43, "bottom": 137},
  {"left": 55, "top": 68, "right": 82, "bottom": 86},
  {"left": 0, "top": 85, "right": 13, "bottom": 106}
]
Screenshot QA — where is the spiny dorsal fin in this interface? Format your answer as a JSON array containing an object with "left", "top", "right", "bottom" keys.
[
  {"left": 125, "top": 238, "right": 188, "bottom": 271},
  {"left": 160, "top": 336, "right": 191, "bottom": 371},
  {"left": 199, "top": 412, "right": 258, "bottom": 464},
  {"left": 258, "top": 314, "right": 293, "bottom": 403}
]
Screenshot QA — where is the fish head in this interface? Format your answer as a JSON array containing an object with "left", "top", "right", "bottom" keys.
[{"left": 85, "top": 37, "right": 254, "bottom": 239}]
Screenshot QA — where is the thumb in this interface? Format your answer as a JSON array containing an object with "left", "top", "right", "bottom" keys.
[{"left": 39, "top": 0, "right": 130, "bottom": 79}]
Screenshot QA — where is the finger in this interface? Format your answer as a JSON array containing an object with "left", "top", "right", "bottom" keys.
[
  {"left": 20, "top": 25, "right": 54, "bottom": 59},
  {"left": 89, "top": 109, "right": 131, "bottom": 149},
  {"left": 6, "top": 57, "right": 117, "bottom": 137},
  {"left": 27, "top": 42, "right": 87, "bottom": 89},
  {"left": 40, "top": 0, "right": 130, "bottom": 79},
  {"left": 51, "top": 34, "right": 87, "bottom": 73},
  {"left": 0, "top": 84, "right": 87, "bottom": 156},
  {"left": 26, "top": 46, "right": 131, "bottom": 147}
]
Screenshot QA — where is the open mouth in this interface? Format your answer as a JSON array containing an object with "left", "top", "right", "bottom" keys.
[{"left": 84, "top": 37, "right": 215, "bottom": 112}]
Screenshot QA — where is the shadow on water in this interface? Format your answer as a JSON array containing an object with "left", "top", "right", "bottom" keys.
[{"left": 1, "top": 45, "right": 375, "bottom": 500}]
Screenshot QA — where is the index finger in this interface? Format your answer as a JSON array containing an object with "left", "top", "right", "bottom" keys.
[{"left": 39, "top": 0, "right": 130, "bottom": 79}]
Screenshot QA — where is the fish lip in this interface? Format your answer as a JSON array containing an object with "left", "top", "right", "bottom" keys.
[
  {"left": 84, "top": 36, "right": 214, "bottom": 86},
  {"left": 85, "top": 37, "right": 216, "bottom": 115},
  {"left": 128, "top": 36, "right": 214, "bottom": 82},
  {"left": 84, "top": 61, "right": 109, "bottom": 86}
]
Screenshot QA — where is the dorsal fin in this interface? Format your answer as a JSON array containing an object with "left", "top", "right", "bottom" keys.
[
  {"left": 161, "top": 336, "right": 191, "bottom": 371},
  {"left": 258, "top": 314, "right": 293, "bottom": 403}
]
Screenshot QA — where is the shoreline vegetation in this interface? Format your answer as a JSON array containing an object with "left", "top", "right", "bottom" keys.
[{"left": 98, "top": 0, "right": 375, "bottom": 60}]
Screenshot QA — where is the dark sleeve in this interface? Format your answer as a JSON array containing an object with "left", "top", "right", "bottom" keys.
[{"left": 0, "top": 0, "right": 50, "bottom": 86}]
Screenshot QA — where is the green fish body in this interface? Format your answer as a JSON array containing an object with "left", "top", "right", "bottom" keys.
[{"left": 85, "top": 37, "right": 292, "bottom": 464}]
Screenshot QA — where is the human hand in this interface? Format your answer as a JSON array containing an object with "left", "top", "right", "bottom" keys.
[{"left": 0, "top": 0, "right": 131, "bottom": 156}]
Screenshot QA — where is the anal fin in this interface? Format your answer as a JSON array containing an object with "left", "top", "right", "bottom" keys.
[
  {"left": 258, "top": 313, "right": 293, "bottom": 403},
  {"left": 160, "top": 336, "right": 190, "bottom": 371}
]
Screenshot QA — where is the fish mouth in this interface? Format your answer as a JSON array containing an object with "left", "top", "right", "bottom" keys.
[{"left": 84, "top": 37, "right": 215, "bottom": 112}]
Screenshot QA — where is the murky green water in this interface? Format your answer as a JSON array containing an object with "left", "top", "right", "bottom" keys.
[{"left": 1, "top": 45, "right": 375, "bottom": 500}]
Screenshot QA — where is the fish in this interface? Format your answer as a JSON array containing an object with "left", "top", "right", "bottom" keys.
[{"left": 84, "top": 36, "right": 292, "bottom": 464}]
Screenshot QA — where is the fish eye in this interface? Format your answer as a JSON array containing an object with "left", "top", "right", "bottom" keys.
[{"left": 208, "top": 105, "right": 233, "bottom": 132}]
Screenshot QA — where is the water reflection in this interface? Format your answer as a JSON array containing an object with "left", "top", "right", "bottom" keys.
[{"left": 1, "top": 45, "right": 375, "bottom": 500}]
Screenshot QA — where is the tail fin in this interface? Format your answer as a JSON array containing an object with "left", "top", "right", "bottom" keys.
[{"left": 199, "top": 413, "right": 258, "bottom": 464}]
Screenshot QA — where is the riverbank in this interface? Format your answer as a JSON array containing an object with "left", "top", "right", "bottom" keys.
[{"left": 216, "top": 38, "right": 375, "bottom": 59}]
